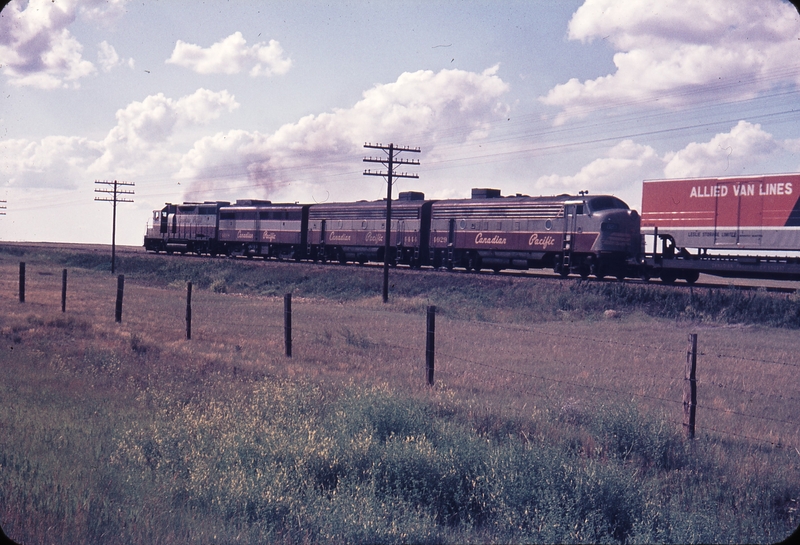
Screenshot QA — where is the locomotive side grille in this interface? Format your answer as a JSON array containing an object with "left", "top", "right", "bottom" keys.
[
  {"left": 309, "top": 208, "right": 420, "bottom": 220},
  {"left": 432, "top": 204, "right": 564, "bottom": 219}
]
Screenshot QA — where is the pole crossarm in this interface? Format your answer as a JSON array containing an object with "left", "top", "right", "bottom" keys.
[
  {"left": 94, "top": 180, "right": 135, "bottom": 203},
  {"left": 0, "top": 200, "right": 6, "bottom": 216}
]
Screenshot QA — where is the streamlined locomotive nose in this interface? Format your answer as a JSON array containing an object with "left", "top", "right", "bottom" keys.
[{"left": 594, "top": 209, "right": 641, "bottom": 253}]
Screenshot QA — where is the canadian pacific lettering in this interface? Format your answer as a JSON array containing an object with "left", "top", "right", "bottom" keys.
[
  {"left": 475, "top": 233, "right": 507, "bottom": 245},
  {"left": 528, "top": 233, "right": 556, "bottom": 249},
  {"left": 328, "top": 231, "right": 351, "bottom": 242}
]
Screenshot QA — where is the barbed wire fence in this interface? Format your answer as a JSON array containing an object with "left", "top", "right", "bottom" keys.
[{"left": 7, "top": 261, "right": 800, "bottom": 451}]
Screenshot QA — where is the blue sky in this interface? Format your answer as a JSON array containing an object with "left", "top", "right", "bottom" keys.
[{"left": 2, "top": 0, "right": 800, "bottom": 245}]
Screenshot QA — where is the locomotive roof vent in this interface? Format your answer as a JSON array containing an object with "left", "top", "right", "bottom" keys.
[
  {"left": 234, "top": 199, "right": 271, "bottom": 206},
  {"left": 471, "top": 188, "right": 502, "bottom": 199},
  {"left": 398, "top": 191, "right": 425, "bottom": 201}
]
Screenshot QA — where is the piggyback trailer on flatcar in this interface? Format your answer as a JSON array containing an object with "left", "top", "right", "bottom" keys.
[{"left": 640, "top": 174, "right": 800, "bottom": 282}]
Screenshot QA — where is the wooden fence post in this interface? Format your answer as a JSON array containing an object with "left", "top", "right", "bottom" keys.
[
  {"left": 115, "top": 274, "right": 124, "bottom": 323},
  {"left": 284, "top": 293, "right": 292, "bottom": 358},
  {"left": 426, "top": 305, "right": 436, "bottom": 386},
  {"left": 18, "top": 262, "right": 25, "bottom": 303},
  {"left": 684, "top": 333, "right": 697, "bottom": 439},
  {"left": 186, "top": 282, "right": 192, "bottom": 340},
  {"left": 61, "top": 269, "right": 67, "bottom": 313}
]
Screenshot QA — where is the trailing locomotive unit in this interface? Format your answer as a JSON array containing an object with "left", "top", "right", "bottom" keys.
[
  {"left": 641, "top": 173, "right": 800, "bottom": 282},
  {"left": 218, "top": 200, "right": 310, "bottom": 259},
  {"left": 306, "top": 191, "right": 432, "bottom": 266},
  {"left": 429, "top": 189, "right": 640, "bottom": 278},
  {"left": 144, "top": 201, "right": 230, "bottom": 255}
]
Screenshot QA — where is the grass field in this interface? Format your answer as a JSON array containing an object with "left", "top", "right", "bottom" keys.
[{"left": 1, "top": 245, "right": 799, "bottom": 543}]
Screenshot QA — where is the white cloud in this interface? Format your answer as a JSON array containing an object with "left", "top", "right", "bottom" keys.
[
  {"left": 176, "top": 67, "right": 510, "bottom": 202},
  {"left": 166, "top": 32, "right": 292, "bottom": 76},
  {"left": 97, "top": 41, "right": 120, "bottom": 72},
  {"left": 0, "top": 136, "right": 103, "bottom": 189},
  {"left": 91, "top": 88, "right": 240, "bottom": 175},
  {"left": 532, "top": 120, "right": 788, "bottom": 207},
  {"left": 0, "top": 0, "right": 130, "bottom": 88},
  {"left": 0, "top": 88, "right": 239, "bottom": 190},
  {"left": 663, "top": 120, "right": 779, "bottom": 177},
  {"left": 535, "top": 140, "right": 663, "bottom": 195},
  {"left": 540, "top": 0, "right": 800, "bottom": 124}
]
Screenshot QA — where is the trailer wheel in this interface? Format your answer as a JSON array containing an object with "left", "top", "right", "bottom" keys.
[{"left": 684, "top": 271, "right": 700, "bottom": 284}]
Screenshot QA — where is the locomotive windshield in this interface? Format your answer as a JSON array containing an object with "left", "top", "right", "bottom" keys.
[{"left": 586, "top": 196, "right": 628, "bottom": 212}]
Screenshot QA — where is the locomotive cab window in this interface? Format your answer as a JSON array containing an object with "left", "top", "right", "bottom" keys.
[
  {"left": 587, "top": 196, "right": 628, "bottom": 213},
  {"left": 576, "top": 205, "right": 584, "bottom": 215}
]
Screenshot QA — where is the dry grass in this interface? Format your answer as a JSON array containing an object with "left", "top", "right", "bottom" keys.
[{"left": 2, "top": 250, "right": 799, "bottom": 543}]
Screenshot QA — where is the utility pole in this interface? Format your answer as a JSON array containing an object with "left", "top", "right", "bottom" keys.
[
  {"left": 363, "top": 142, "right": 420, "bottom": 303},
  {"left": 95, "top": 180, "right": 135, "bottom": 273},
  {"left": 0, "top": 200, "right": 6, "bottom": 244}
]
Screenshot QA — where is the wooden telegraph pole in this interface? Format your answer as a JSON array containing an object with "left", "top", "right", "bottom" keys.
[
  {"left": 95, "top": 180, "right": 135, "bottom": 273},
  {"left": 363, "top": 143, "right": 420, "bottom": 303}
]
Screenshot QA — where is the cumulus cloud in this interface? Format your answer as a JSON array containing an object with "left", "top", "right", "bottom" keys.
[
  {"left": 0, "top": 0, "right": 130, "bottom": 88},
  {"left": 535, "top": 140, "right": 663, "bottom": 195},
  {"left": 177, "top": 66, "right": 510, "bottom": 201},
  {"left": 533, "top": 120, "right": 788, "bottom": 206},
  {"left": 97, "top": 40, "right": 133, "bottom": 72},
  {"left": 166, "top": 32, "right": 292, "bottom": 76},
  {"left": 92, "top": 88, "right": 240, "bottom": 175},
  {"left": 540, "top": 0, "right": 800, "bottom": 124},
  {"left": 0, "top": 136, "right": 103, "bottom": 189},
  {"left": 0, "top": 88, "right": 239, "bottom": 189},
  {"left": 663, "top": 120, "right": 779, "bottom": 177}
]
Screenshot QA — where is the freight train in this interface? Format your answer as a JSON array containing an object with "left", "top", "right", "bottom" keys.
[{"left": 144, "top": 173, "right": 800, "bottom": 283}]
